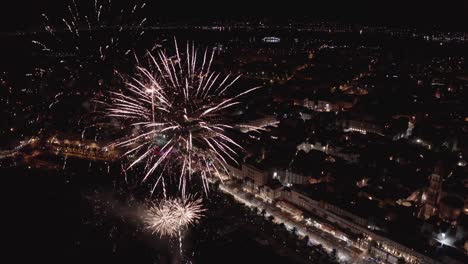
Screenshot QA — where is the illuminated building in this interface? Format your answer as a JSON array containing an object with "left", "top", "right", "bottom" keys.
[
  {"left": 242, "top": 163, "right": 269, "bottom": 186},
  {"left": 258, "top": 180, "right": 282, "bottom": 203},
  {"left": 237, "top": 115, "right": 279, "bottom": 133},
  {"left": 276, "top": 200, "right": 304, "bottom": 220},
  {"left": 301, "top": 99, "right": 334, "bottom": 112},
  {"left": 343, "top": 120, "right": 384, "bottom": 136},
  {"left": 262, "top": 36, "right": 281, "bottom": 43},
  {"left": 419, "top": 164, "right": 443, "bottom": 220},
  {"left": 283, "top": 187, "right": 441, "bottom": 264},
  {"left": 46, "top": 136, "right": 119, "bottom": 161},
  {"left": 274, "top": 169, "right": 310, "bottom": 185},
  {"left": 297, "top": 142, "right": 360, "bottom": 164}
]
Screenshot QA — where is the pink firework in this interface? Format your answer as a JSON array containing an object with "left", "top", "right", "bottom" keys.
[{"left": 105, "top": 40, "right": 260, "bottom": 196}]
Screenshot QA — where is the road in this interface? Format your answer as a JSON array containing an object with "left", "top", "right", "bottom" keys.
[
  {"left": 0, "top": 137, "right": 37, "bottom": 159},
  {"left": 218, "top": 180, "right": 370, "bottom": 264}
]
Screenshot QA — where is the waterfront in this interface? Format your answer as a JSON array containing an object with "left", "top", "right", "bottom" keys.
[{"left": 2, "top": 158, "right": 336, "bottom": 264}]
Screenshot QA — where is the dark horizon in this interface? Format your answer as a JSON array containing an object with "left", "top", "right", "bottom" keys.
[{"left": 1, "top": 0, "right": 468, "bottom": 32}]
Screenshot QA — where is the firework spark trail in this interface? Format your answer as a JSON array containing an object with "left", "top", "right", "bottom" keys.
[
  {"left": 144, "top": 196, "right": 205, "bottom": 238},
  {"left": 34, "top": 0, "right": 148, "bottom": 62},
  {"left": 104, "top": 40, "right": 261, "bottom": 196},
  {"left": 32, "top": 0, "right": 149, "bottom": 115}
]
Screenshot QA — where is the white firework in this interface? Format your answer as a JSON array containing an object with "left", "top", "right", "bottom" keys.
[
  {"left": 144, "top": 196, "right": 205, "bottom": 237},
  {"left": 105, "top": 40, "right": 260, "bottom": 196}
]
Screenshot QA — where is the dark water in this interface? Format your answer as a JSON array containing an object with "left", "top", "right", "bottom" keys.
[{"left": 3, "top": 159, "right": 301, "bottom": 264}]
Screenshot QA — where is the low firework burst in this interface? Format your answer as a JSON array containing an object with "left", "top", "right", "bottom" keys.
[
  {"left": 104, "top": 40, "right": 260, "bottom": 196},
  {"left": 144, "top": 196, "right": 205, "bottom": 237}
]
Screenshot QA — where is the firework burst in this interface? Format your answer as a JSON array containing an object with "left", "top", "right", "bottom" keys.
[
  {"left": 33, "top": 0, "right": 147, "bottom": 64},
  {"left": 144, "top": 196, "right": 205, "bottom": 237},
  {"left": 32, "top": 0, "right": 149, "bottom": 114},
  {"left": 104, "top": 40, "right": 260, "bottom": 196}
]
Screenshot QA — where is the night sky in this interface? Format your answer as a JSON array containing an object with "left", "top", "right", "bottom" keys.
[{"left": 1, "top": 0, "right": 468, "bottom": 31}]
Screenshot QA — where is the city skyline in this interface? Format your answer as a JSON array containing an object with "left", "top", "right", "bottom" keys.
[{"left": 1, "top": 1, "right": 467, "bottom": 264}]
